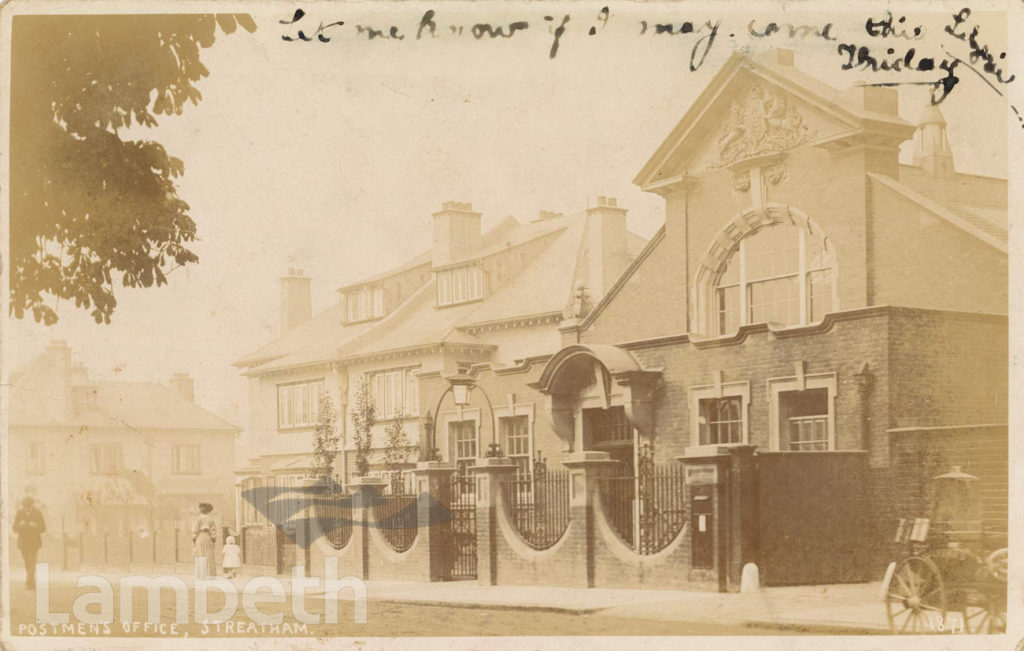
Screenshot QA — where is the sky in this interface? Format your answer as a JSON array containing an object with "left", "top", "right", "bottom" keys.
[{"left": 6, "top": 3, "right": 1011, "bottom": 435}]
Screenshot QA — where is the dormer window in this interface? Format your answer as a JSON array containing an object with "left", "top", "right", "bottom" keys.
[
  {"left": 436, "top": 264, "right": 484, "bottom": 307},
  {"left": 345, "top": 285, "right": 385, "bottom": 323}
]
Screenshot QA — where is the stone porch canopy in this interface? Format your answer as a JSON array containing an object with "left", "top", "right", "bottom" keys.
[{"left": 529, "top": 344, "right": 663, "bottom": 451}]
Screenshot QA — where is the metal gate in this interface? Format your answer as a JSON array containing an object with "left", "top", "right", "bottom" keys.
[
  {"left": 596, "top": 449, "right": 688, "bottom": 555},
  {"left": 443, "top": 471, "right": 477, "bottom": 580}
]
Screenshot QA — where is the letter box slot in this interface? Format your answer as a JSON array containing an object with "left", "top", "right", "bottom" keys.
[{"left": 691, "top": 485, "right": 714, "bottom": 569}]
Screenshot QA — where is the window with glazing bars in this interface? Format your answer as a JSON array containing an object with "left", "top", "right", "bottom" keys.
[
  {"left": 778, "top": 388, "right": 830, "bottom": 451},
  {"left": 450, "top": 420, "right": 477, "bottom": 476},
  {"left": 714, "top": 223, "right": 835, "bottom": 334},
  {"left": 172, "top": 443, "right": 202, "bottom": 474},
  {"left": 90, "top": 442, "right": 123, "bottom": 475},
  {"left": 500, "top": 415, "right": 531, "bottom": 480},
  {"left": 698, "top": 397, "right": 742, "bottom": 445},
  {"left": 277, "top": 379, "right": 324, "bottom": 429},
  {"left": 371, "top": 367, "right": 419, "bottom": 418}
]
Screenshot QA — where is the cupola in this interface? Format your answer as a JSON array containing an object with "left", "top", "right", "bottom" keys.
[{"left": 912, "top": 104, "right": 954, "bottom": 178}]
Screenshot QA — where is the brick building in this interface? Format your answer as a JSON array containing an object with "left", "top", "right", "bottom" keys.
[
  {"left": 526, "top": 51, "right": 1006, "bottom": 587},
  {"left": 410, "top": 50, "right": 1005, "bottom": 589},
  {"left": 238, "top": 50, "right": 1006, "bottom": 591}
]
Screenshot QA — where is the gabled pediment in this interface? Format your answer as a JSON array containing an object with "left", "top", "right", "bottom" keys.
[{"left": 635, "top": 52, "right": 913, "bottom": 191}]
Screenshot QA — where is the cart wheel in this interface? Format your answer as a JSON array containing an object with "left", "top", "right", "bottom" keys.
[
  {"left": 985, "top": 548, "right": 1008, "bottom": 582},
  {"left": 886, "top": 556, "right": 947, "bottom": 634},
  {"left": 950, "top": 587, "right": 1006, "bottom": 634}
]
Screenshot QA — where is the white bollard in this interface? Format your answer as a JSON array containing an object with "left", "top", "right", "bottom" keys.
[{"left": 740, "top": 562, "right": 760, "bottom": 593}]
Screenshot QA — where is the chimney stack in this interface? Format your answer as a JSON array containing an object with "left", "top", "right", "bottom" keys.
[
  {"left": 71, "top": 361, "right": 89, "bottom": 385},
  {"left": 43, "top": 340, "right": 73, "bottom": 421},
  {"left": 774, "top": 49, "right": 794, "bottom": 66},
  {"left": 168, "top": 372, "right": 195, "bottom": 402},
  {"left": 755, "top": 49, "right": 795, "bottom": 67},
  {"left": 281, "top": 268, "right": 313, "bottom": 334},
  {"left": 432, "top": 201, "right": 482, "bottom": 267},
  {"left": 584, "top": 196, "right": 629, "bottom": 301}
]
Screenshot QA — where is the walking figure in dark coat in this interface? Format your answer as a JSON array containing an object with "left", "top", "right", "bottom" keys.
[{"left": 13, "top": 497, "right": 46, "bottom": 590}]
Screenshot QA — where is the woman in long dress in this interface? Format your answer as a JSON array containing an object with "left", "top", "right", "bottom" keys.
[{"left": 192, "top": 502, "right": 217, "bottom": 579}]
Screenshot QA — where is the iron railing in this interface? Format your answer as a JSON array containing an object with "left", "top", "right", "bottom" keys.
[
  {"left": 501, "top": 455, "right": 570, "bottom": 550},
  {"left": 374, "top": 479, "right": 418, "bottom": 552},
  {"left": 637, "top": 462, "right": 688, "bottom": 554},
  {"left": 597, "top": 448, "right": 687, "bottom": 555},
  {"left": 314, "top": 493, "right": 353, "bottom": 550}
]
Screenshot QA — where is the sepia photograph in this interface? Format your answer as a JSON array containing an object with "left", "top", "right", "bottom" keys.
[{"left": 0, "top": 0, "right": 1016, "bottom": 647}]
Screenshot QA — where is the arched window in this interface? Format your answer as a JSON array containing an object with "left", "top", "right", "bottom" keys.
[{"left": 713, "top": 222, "right": 834, "bottom": 334}]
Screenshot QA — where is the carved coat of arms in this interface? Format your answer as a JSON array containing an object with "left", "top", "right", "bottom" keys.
[{"left": 717, "top": 83, "right": 812, "bottom": 165}]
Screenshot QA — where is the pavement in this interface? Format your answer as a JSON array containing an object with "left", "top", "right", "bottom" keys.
[
  {"left": 44, "top": 563, "right": 892, "bottom": 634},
  {"left": 341, "top": 580, "right": 890, "bottom": 634}
]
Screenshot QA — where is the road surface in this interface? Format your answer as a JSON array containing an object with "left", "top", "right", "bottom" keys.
[{"left": 10, "top": 583, "right": 810, "bottom": 638}]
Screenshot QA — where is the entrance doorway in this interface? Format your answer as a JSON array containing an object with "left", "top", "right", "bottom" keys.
[{"left": 583, "top": 406, "right": 635, "bottom": 475}]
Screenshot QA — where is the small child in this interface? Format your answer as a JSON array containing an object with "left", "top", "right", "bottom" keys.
[{"left": 222, "top": 535, "right": 241, "bottom": 579}]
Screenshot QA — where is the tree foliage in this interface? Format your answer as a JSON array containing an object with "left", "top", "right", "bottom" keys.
[
  {"left": 350, "top": 377, "right": 376, "bottom": 477},
  {"left": 383, "top": 408, "right": 413, "bottom": 491},
  {"left": 11, "top": 14, "right": 256, "bottom": 324},
  {"left": 311, "top": 391, "right": 341, "bottom": 483}
]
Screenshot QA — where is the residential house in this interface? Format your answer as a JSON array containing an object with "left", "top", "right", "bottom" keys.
[
  {"left": 9, "top": 341, "right": 239, "bottom": 564},
  {"left": 233, "top": 201, "right": 647, "bottom": 570}
]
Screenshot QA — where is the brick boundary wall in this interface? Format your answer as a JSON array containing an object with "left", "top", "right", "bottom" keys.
[
  {"left": 588, "top": 486, "right": 716, "bottom": 591},
  {"left": 308, "top": 517, "right": 362, "bottom": 580},
  {"left": 489, "top": 488, "right": 588, "bottom": 588},
  {"left": 308, "top": 470, "right": 457, "bottom": 583},
  {"left": 291, "top": 425, "right": 1008, "bottom": 591},
  {"left": 480, "top": 458, "right": 720, "bottom": 592},
  {"left": 364, "top": 516, "right": 431, "bottom": 582}
]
